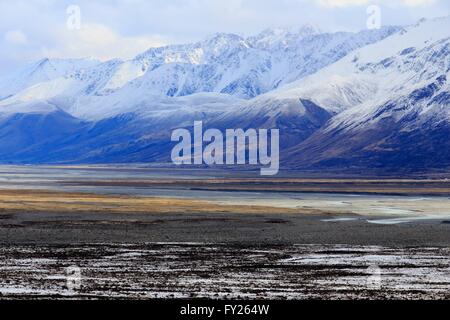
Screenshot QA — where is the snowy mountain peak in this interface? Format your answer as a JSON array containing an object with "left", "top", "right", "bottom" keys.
[
  {"left": 0, "top": 57, "right": 100, "bottom": 101},
  {"left": 204, "top": 32, "right": 245, "bottom": 44},
  {"left": 255, "top": 24, "right": 321, "bottom": 39},
  {"left": 248, "top": 24, "right": 322, "bottom": 50},
  {"left": 297, "top": 23, "right": 322, "bottom": 37}
]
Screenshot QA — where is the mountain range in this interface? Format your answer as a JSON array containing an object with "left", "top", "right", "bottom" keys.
[{"left": 0, "top": 17, "right": 449, "bottom": 174}]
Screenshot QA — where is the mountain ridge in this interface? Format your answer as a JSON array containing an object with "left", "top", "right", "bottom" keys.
[{"left": 0, "top": 18, "right": 448, "bottom": 173}]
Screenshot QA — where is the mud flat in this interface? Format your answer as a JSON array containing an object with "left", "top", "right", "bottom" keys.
[
  {"left": 62, "top": 177, "right": 450, "bottom": 196},
  {"left": 0, "top": 169, "right": 449, "bottom": 299},
  {"left": 0, "top": 189, "right": 310, "bottom": 215},
  {"left": 1, "top": 243, "right": 449, "bottom": 300},
  {"left": 1, "top": 192, "right": 450, "bottom": 299}
]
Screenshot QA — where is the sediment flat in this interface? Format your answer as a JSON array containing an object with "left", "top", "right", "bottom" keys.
[
  {"left": 2, "top": 243, "right": 449, "bottom": 299},
  {"left": 0, "top": 189, "right": 449, "bottom": 246},
  {"left": 63, "top": 178, "right": 450, "bottom": 196},
  {"left": 0, "top": 189, "right": 311, "bottom": 215},
  {"left": 1, "top": 178, "right": 449, "bottom": 299}
]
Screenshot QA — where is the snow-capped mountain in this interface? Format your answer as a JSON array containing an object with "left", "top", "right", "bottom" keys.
[
  {"left": 101, "top": 25, "right": 399, "bottom": 99},
  {"left": 0, "top": 25, "right": 399, "bottom": 109},
  {"left": 0, "top": 18, "right": 448, "bottom": 173},
  {"left": 278, "top": 16, "right": 450, "bottom": 171},
  {"left": 0, "top": 57, "right": 99, "bottom": 101}
]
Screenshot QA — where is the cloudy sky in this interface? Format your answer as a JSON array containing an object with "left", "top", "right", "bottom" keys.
[{"left": 0, "top": 0, "right": 449, "bottom": 76}]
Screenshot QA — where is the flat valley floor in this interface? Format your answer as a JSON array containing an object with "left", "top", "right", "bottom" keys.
[{"left": 0, "top": 166, "right": 450, "bottom": 299}]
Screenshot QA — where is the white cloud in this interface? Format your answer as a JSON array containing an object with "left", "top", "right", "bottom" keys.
[
  {"left": 316, "top": 0, "right": 438, "bottom": 7},
  {"left": 44, "top": 23, "right": 168, "bottom": 61},
  {"left": 316, "top": 0, "right": 368, "bottom": 7},
  {"left": 401, "top": 0, "right": 437, "bottom": 6},
  {"left": 4, "top": 30, "right": 28, "bottom": 45}
]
